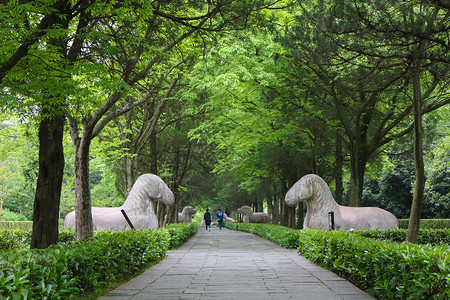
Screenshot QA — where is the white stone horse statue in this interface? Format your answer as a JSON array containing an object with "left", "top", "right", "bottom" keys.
[
  {"left": 285, "top": 174, "right": 398, "bottom": 230},
  {"left": 237, "top": 205, "right": 271, "bottom": 223},
  {"left": 64, "top": 173, "right": 175, "bottom": 231},
  {"left": 178, "top": 206, "right": 198, "bottom": 223}
]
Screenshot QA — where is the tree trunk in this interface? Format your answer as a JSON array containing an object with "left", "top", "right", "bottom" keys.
[
  {"left": 297, "top": 202, "right": 304, "bottom": 229},
  {"left": 72, "top": 122, "right": 94, "bottom": 241},
  {"left": 288, "top": 206, "right": 296, "bottom": 229},
  {"left": 0, "top": 191, "right": 5, "bottom": 221},
  {"left": 335, "top": 131, "right": 344, "bottom": 204},
  {"left": 348, "top": 145, "right": 367, "bottom": 207},
  {"left": 124, "top": 156, "right": 136, "bottom": 194},
  {"left": 157, "top": 202, "right": 166, "bottom": 227},
  {"left": 272, "top": 191, "right": 279, "bottom": 225},
  {"left": 30, "top": 111, "right": 65, "bottom": 249},
  {"left": 149, "top": 122, "right": 158, "bottom": 174},
  {"left": 165, "top": 205, "right": 176, "bottom": 226},
  {"left": 266, "top": 189, "right": 274, "bottom": 223},
  {"left": 406, "top": 63, "right": 425, "bottom": 244},
  {"left": 280, "top": 179, "right": 289, "bottom": 226},
  {"left": 257, "top": 197, "right": 264, "bottom": 212}
]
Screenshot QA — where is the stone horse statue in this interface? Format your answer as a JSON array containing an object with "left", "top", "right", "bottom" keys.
[
  {"left": 178, "top": 206, "right": 198, "bottom": 223},
  {"left": 237, "top": 205, "right": 271, "bottom": 223},
  {"left": 64, "top": 174, "right": 175, "bottom": 231},
  {"left": 285, "top": 174, "right": 398, "bottom": 230}
]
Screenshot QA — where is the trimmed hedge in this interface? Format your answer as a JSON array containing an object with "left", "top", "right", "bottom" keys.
[
  {"left": 225, "top": 222, "right": 301, "bottom": 248},
  {"left": 0, "top": 229, "right": 77, "bottom": 250},
  {"left": 398, "top": 219, "right": 450, "bottom": 229},
  {"left": 0, "top": 221, "right": 33, "bottom": 230},
  {"left": 0, "top": 223, "right": 197, "bottom": 299},
  {"left": 0, "top": 220, "right": 66, "bottom": 230},
  {"left": 225, "top": 223, "right": 449, "bottom": 299},
  {"left": 356, "top": 228, "right": 450, "bottom": 245},
  {"left": 164, "top": 223, "right": 199, "bottom": 249},
  {"left": 297, "top": 230, "right": 449, "bottom": 299}
]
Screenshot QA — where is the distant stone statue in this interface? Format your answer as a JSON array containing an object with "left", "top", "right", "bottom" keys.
[
  {"left": 64, "top": 174, "right": 175, "bottom": 231},
  {"left": 178, "top": 206, "right": 197, "bottom": 223},
  {"left": 237, "top": 205, "right": 271, "bottom": 223},
  {"left": 223, "top": 213, "right": 235, "bottom": 222},
  {"left": 285, "top": 174, "right": 398, "bottom": 230}
]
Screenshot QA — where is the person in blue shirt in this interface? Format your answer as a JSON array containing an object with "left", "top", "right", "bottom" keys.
[{"left": 216, "top": 209, "right": 224, "bottom": 230}]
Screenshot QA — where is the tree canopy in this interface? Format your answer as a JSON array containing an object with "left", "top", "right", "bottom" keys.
[{"left": 0, "top": 0, "right": 449, "bottom": 246}]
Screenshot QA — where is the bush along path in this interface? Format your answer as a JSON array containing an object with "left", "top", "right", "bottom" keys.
[
  {"left": 225, "top": 223, "right": 449, "bottom": 299},
  {"left": 0, "top": 223, "right": 197, "bottom": 299}
]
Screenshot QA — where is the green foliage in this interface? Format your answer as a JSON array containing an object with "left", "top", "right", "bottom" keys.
[
  {"left": 62, "top": 230, "right": 169, "bottom": 294},
  {"left": 225, "top": 223, "right": 302, "bottom": 249},
  {"left": 297, "top": 230, "right": 449, "bottom": 299},
  {"left": 0, "top": 221, "right": 33, "bottom": 230},
  {"left": 353, "top": 156, "right": 415, "bottom": 218},
  {"left": 0, "top": 229, "right": 31, "bottom": 250},
  {"left": 0, "top": 118, "right": 38, "bottom": 220},
  {"left": 398, "top": 219, "right": 450, "bottom": 230},
  {"left": 355, "top": 229, "right": 450, "bottom": 246},
  {"left": 163, "top": 223, "right": 198, "bottom": 249},
  {"left": 0, "top": 224, "right": 196, "bottom": 298},
  {"left": 0, "top": 208, "right": 28, "bottom": 221},
  {"left": 424, "top": 109, "right": 450, "bottom": 218}
]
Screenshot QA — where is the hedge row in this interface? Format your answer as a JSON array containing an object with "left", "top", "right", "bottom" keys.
[
  {"left": 0, "top": 223, "right": 197, "bottom": 299},
  {"left": 224, "top": 222, "right": 301, "bottom": 248},
  {"left": 297, "top": 230, "right": 449, "bottom": 299},
  {"left": 164, "top": 223, "right": 199, "bottom": 249},
  {"left": 398, "top": 219, "right": 450, "bottom": 229},
  {"left": 1, "top": 218, "right": 448, "bottom": 231},
  {"left": 225, "top": 223, "right": 449, "bottom": 299},
  {"left": 356, "top": 228, "right": 450, "bottom": 245},
  {"left": 224, "top": 223, "right": 450, "bottom": 247},
  {"left": 0, "top": 221, "right": 33, "bottom": 230}
]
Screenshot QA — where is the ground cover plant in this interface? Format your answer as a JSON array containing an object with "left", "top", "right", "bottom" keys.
[
  {"left": 0, "top": 223, "right": 197, "bottom": 299},
  {"left": 225, "top": 223, "right": 449, "bottom": 299}
]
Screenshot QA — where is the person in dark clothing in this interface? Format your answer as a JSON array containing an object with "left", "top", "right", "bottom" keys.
[{"left": 203, "top": 209, "right": 211, "bottom": 231}]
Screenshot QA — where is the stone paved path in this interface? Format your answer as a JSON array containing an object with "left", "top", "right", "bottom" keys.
[{"left": 98, "top": 226, "right": 375, "bottom": 300}]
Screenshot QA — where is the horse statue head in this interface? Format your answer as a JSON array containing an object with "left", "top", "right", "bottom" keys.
[{"left": 178, "top": 206, "right": 198, "bottom": 223}]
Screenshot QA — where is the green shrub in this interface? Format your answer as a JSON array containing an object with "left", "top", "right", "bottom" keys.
[
  {"left": 225, "top": 223, "right": 301, "bottom": 248},
  {"left": 0, "top": 229, "right": 31, "bottom": 250},
  {"left": 0, "top": 221, "right": 33, "bottom": 230},
  {"left": 398, "top": 219, "right": 450, "bottom": 229},
  {"left": 164, "top": 223, "right": 198, "bottom": 249},
  {"left": 0, "top": 223, "right": 197, "bottom": 299},
  {"left": 0, "top": 228, "right": 75, "bottom": 250},
  {"left": 297, "top": 230, "right": 449, "bottom": 299},
  {"left": 58, "top": 229, "right": 76, "bottom": 244},
  {"left": 356, "top": 228, "right": 450, "bottom": 245}
]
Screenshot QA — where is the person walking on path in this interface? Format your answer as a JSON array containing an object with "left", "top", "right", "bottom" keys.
[
  {"left": 203, "top": 209, "right": 211, "bottom": 231},
  {"left": 216, "top": 208, "right": 224, "bottom": 230}
]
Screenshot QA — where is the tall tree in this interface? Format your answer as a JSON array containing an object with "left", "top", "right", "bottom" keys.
[
  {"left": 1, "top": 0, "right": 93, "bottom": 248},
  {"left": 67, "top": 0, "right": 276, "bottom": 240},
  {"left": 294, "top": 0, "right": 450, "bottom": 242}
]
